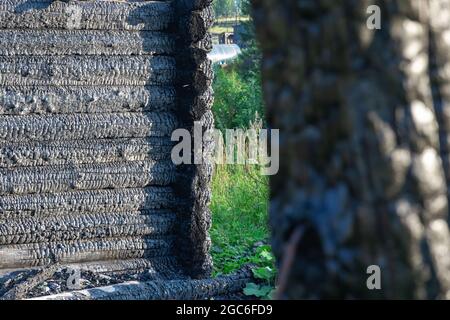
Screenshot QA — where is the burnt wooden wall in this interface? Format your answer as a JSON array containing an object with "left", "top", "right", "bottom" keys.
[{"left": 0, "top": 0, "right": 214, "bottom": 282}]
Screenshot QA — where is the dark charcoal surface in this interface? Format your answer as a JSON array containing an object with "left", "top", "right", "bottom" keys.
[{"left": 0, "top": 266, "right": 164, "bottom": 299}]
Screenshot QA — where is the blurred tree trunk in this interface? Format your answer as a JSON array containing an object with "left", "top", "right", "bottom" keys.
[{"left": 252, "top": 0, "right": 450, "bottom": 299}]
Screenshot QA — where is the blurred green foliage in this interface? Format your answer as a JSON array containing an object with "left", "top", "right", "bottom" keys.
[
  {"left": 212, "top": 18, "right": 263, "bottom": 131},
  {"left": 210, "top": 13, "right": 276, "bottom": 298},
  {"left": 212, "top": 67, "right": 263, "bottom": 131}
]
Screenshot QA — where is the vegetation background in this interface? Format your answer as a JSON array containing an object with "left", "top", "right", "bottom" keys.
[{"left": 210, "top": 0, "right": 275, "bottom": 298}]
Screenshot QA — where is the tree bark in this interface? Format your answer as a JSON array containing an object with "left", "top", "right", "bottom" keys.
[{"left": 253, "top": 0, "right": 450, "bottom": 299}]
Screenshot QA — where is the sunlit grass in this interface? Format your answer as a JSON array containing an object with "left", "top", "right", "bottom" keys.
[{"left": 210, "top": 165, "right": 269, "bottom": 275}]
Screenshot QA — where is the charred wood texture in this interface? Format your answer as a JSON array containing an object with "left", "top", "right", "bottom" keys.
[
  {"left": 0, "top": 0, "right": 174, "bottom": 31},
  {"left": 253, "top": 0, "right": 450, "bottom": 299},
  {"left": 0, "top": 0, "right": 219, "bottom": 299},
  {"left": 29, "top": 267, "right": 252, "bottom": 300},
  {"left": 172, "top": 0, "right": 215, "bottom": 279}
]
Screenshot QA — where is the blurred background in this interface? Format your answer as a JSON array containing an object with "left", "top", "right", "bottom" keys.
[{"left": 208, "top": 0, "right": 275, "bottom": 299}]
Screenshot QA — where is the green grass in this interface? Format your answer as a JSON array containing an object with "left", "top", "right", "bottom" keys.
[
  {"left": 210, "top": 165, "right": 269, "bottom": 275},
  {"left": 208, "top": 19, "right": 276, "bottom": 297}
]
